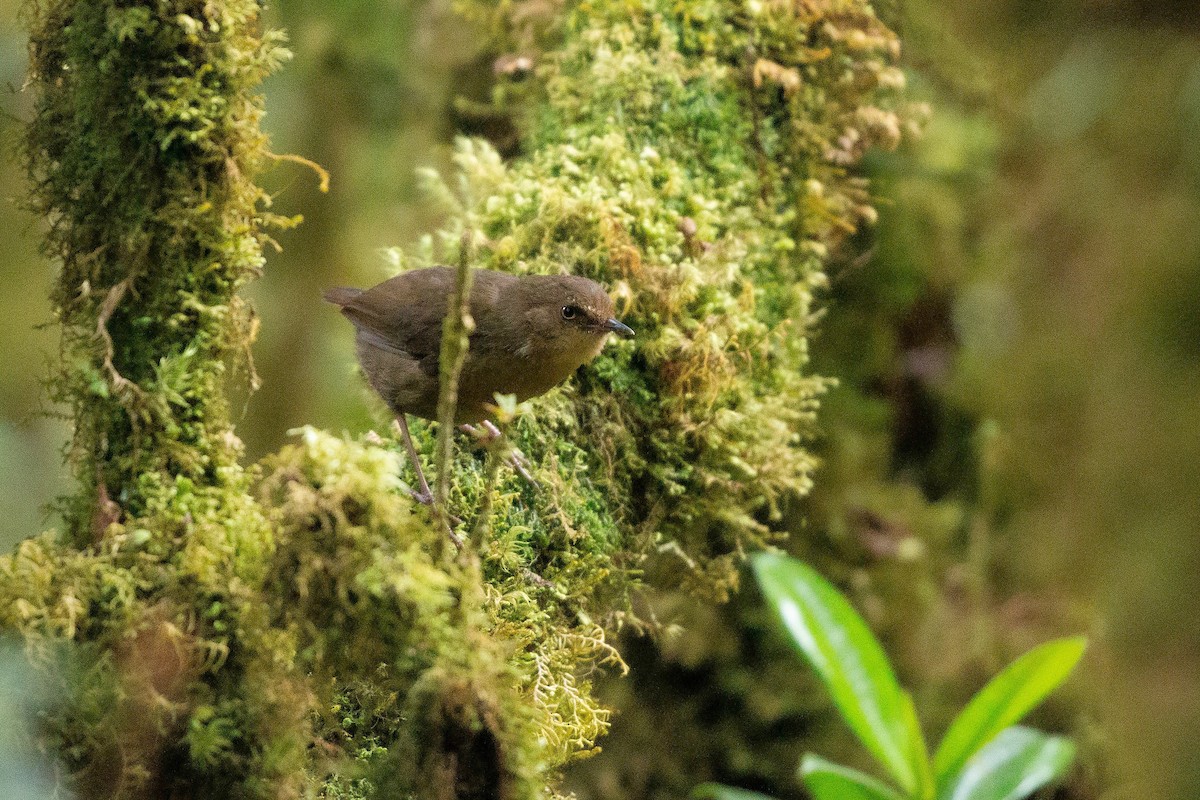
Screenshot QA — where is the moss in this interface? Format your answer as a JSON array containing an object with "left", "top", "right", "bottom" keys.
[
  {"left": 262, "top": 427, "right": 622, "bottom": 796},
  {"left": 25, "top": 0, "right": 290, "bottom": 535},
  {"left": 9, "top": 0, "right": 310, "bottom": 795},
  {"left": 329, "top": 0, "right": 904, "bottom": 783},
  {"left": 383, "top": 0, "right": 907, "bottom": 622},
  {"left": 564, "top": 32, "right": 1012, "bottom": 800},
  {"left": 2, "top": 0, "right": 905, "bottom": 797}
]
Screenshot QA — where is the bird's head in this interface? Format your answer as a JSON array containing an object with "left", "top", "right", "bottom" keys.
[{"left": 516, "top": 274, "right": 634, "bottom": 364}]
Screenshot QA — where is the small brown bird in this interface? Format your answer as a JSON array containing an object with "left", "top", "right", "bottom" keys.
[{"left": 325, "top": 266, "right": 634, "bottom": 502}]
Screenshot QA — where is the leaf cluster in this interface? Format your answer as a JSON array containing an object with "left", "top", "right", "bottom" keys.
[{"left": 694, "top": 554, "right": 1084, "bottom": 800}]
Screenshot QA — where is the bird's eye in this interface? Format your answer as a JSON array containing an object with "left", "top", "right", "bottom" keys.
[{"left": 561, "top": 305, "right": 578, "bottom": 320}]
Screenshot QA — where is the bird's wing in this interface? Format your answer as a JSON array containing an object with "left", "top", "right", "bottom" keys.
[
  {"left": 337, "top": 268, "right": 452, "bottom": 369},
  {"left": 337, "top": 267, "right": 513, "bottom": 374}
]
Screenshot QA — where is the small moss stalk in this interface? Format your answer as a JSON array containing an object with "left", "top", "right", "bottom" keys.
[{"left": 433, "top": 233, "right": 477, "bottom": 549}]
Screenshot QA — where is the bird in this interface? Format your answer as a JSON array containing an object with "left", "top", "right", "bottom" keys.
[{"left": 324, "top": 266, "right": 634, "bottom": 504}]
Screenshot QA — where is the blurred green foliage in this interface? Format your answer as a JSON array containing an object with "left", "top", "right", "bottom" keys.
[
  {"left": 0, "top": 1, "right": 67, "bottom": 550},
  {"left": 0, "top": 641, "right": 66, "bottom": 800}
]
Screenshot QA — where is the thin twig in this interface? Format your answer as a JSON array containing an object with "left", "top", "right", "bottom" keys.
[
  {"left": 431, "top": 231, "right": 475, "bottom": 554},
  {"left": 469, "top": 451, "right": 502, "bottom": 550},
  {"left": 95, "top": 277, "right": 144, "bottom": 403}
]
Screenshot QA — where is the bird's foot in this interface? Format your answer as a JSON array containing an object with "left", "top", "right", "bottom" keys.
[
  {"left": 392, "top": 417, "right": 463, "bottom": 547},
  {"left": 504, "top": 450, "right": 539, "bottom": 488},
  {"left": 405, "top": 486, "right": 463, "bottom": 532},
  {"left": 460, "top": 422, "right": 540, "bottom": 489},
  {"left": 407, "top": 487, "right": 434, "bottom": 506}
]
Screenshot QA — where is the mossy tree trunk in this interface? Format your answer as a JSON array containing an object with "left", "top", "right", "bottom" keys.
[
  {"left": 15, "top": 1, "right": 310, "bottom": 795},
  {"left": 2, "top": 1, "right": 904, "bottom": 798},
  {"left": 27, "top": 0, "right": 284, "bottom": 538}
]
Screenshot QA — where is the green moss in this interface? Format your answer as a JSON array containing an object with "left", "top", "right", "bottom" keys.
[
  {"left": 403, "top": 0, "right": 907, "bottom": 604},
  {"left": 262, "top": 428, "right": 603, "bottom": 798},
  {"left": 9, "top": 0, "right": 310, "bottom": 795},
  {"left": 320, "top": 0, "right": 904, "bottom": 784},
  {"left": 3, "top": 0, "right": 905, "bottom": 797},
  {"left": 25, "top": 0, "right": 289, "bottom": 534}
]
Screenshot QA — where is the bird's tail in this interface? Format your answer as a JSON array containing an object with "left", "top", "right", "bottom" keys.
[{"left": 323, "top": 286, "right": 363, "bottom": 307}]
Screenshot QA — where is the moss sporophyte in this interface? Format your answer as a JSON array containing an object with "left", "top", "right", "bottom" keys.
[{"left": 2, "top": 0, "right": 907, "bottom": 797}]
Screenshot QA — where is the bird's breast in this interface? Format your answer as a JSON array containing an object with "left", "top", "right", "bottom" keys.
[{"left": 461, "top": 346, "right": 580, "bottom": 405}]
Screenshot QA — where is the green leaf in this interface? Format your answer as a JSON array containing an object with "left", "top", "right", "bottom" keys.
[
  {"left": 939, "top": 726, "right": 1075, "bottom": 800},
  {"left": 933, "top": 637, "right": 1085, "bottom": 787},
  {"left": 901, "top": 691, "right": 935, "bottom": 799},
  {"left": 690, "top": 783, "right": 779, "bottom": 800},
  {"left": 800, "top": 754, "right": 907, "bottom": 800},
  {"left": 751, "top": 553, "right": 920, "bottom": 794}
]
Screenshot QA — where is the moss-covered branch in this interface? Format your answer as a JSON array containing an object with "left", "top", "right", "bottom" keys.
[
  {"left": 1, "top": 0, "right": 905, "bottom": 797},
  {"left": 415, "top": 0, "right": 907, "bottom": 604},
  {"left": 26, "top": 0, "right": 290, "bottom": 537}
]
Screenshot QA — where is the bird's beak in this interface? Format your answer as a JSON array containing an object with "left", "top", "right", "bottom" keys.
[{"left": 602, "top": 318, "right": 635, "bottom": 339}]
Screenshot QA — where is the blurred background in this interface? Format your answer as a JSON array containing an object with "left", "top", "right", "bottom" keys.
[{"left": 0, "top": 1, "right": 1196, "bottom": 799}]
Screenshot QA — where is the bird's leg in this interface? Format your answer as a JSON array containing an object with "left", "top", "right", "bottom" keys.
[
  {"left": 459, "top": 421, "right": 539, "bottom": 488},
  {"left": 482, "top": 421, "right": 539, "bottom": 469},
  {"left": 393, "top": 415, "right": 433, "bottom": 505},
  {"left": 393, "top": 416, "right": 463, "bottom": 547}
]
